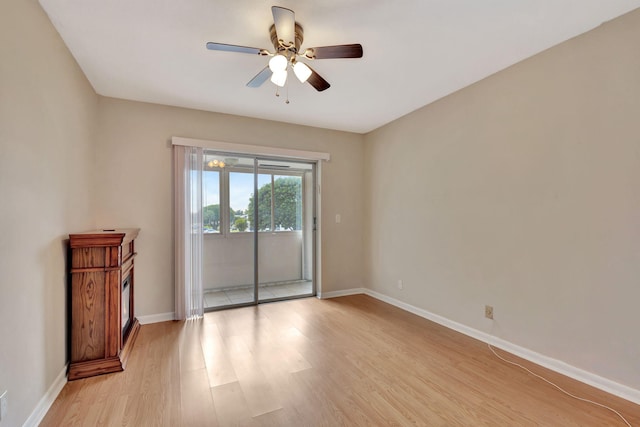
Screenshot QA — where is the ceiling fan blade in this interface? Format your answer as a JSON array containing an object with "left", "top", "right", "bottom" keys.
[
  {"left": 206, "top": 42, "right": 263, "bottom": 55},
  {"left": 271, "top": 6, "right": 296, "bottom": 47},
  {"left": 304, "top": 44, "right": 363, "bottom": 60},
  {"left": 246, "top": 66, "right": 272, "bottom": 88},
  {"left": 306, "top": 65, "right": 330, "bottom": 92}
]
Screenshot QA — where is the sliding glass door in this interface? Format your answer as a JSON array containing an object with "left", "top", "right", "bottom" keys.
[
  {"left": 256, "top": 159, "right": 315, "bottom": 302},
  {"left": 201, "top": 154, "right": 255, "bottom": 308},
  {"left": 201, "top": 153, "right": 315, "bottom": 310}
]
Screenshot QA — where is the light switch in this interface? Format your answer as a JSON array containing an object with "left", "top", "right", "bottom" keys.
[{"left": 335, "top": 214, "right": 341, "bottom": 223}]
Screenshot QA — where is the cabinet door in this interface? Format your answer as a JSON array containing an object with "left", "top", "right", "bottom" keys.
[{"left": 71, "top": 271, "right": 106, "bottom": 361}]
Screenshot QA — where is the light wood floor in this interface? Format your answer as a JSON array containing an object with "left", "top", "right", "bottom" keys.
[{"left": 41, "top": 295, "right": 640, "bottom": 426}]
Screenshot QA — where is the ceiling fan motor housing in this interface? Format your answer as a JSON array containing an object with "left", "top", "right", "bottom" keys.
[{"left": 269, "top": 23, "right": 304, "bottom": 54}]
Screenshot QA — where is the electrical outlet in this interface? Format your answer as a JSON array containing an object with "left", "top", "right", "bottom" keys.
[
  {"left": 397, "top": 279, "right": 403, "bottom": 290},
  {"left": 485, "top": 305, "right": 494, "bottom": 320},
  {"left": 0, "top": 390, "right": 7, "bottom": 421}
]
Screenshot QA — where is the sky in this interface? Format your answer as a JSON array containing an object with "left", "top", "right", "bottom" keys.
[{"left": 204, "top": 171, "right": 271, "bottom": 211}]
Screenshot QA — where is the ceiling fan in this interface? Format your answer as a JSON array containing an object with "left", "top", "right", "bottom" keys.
[{"left": 206, "top": 6, "right": 363, "bottom": 94}]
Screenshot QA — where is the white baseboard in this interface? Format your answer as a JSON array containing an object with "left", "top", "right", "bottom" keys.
[
  {"left": 23, "top": 365, "right": 67, "bottom": 427},
  {"left": 362, "top": 289, "right": 640, "bottom": 406},
  {"left": 318, "top": 287, "right": 366, "bottom": 299},
  {"left": 137, "top": 312, "right": 175, "bottom": 325}
]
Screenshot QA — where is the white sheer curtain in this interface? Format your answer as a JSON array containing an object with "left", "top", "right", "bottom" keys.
[{"left": 174, "top": 145, "right": 204, "bottom": 320}]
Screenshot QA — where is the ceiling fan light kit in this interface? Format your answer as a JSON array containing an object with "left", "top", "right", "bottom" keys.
[
  {"left": 293, "top": 61, "right": 312, "bottom": 83},
  {"left": 206, "top": 6, "right": 363, "bottom": 102},
  {"left": 270, "top": 69, "right": 288, "bottom": 87},
  {"left": 268, "top": 54, "right": 288, "bottom": 72}
]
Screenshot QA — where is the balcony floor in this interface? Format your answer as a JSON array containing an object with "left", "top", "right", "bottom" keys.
[{"left": 204, "top": 280, "right": 313, "bottom": 310}]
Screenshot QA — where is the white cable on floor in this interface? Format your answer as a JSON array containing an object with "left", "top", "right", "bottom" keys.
[{"left": 488, "top": 344, "right": 632, "bottom": 427}]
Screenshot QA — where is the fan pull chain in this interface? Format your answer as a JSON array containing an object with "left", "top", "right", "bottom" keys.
[{"left": 273, "top": 73, "right": 290, "bottom": 104}]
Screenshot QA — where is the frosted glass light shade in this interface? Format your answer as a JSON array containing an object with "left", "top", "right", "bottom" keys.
[
  {"left": 268, "top": 54, "right": 288, "bottom": 72},
  {"left": 293, "top": 61, "right": 312, "bottom": 83},
  {"left": 271, "top": 70, "right": 288, "bottom": 87}
]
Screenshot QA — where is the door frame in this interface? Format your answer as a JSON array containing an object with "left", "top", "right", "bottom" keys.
[{"left": 172, "top": 137, "right": 327, "bottom": 308}]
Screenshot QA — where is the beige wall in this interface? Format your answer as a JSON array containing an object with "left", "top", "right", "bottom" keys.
[
  {"left": 94, "top": 97, "right": 365, "bottom": 317},
  {"left": 364, "top": 9, "right": 640, "bottom": 390},
  {"left": 0, "top": 0, "right": 97, "bottom": 425}
]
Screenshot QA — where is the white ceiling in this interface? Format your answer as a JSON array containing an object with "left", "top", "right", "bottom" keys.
[{"left": 39, "top": 0, "right": 640, "bottom": 134}]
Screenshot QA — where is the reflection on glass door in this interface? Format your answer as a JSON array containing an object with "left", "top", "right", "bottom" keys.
[
  {"left": 256, "top": 159, "right": 315, "bottom": 302},
  {"left": 201, "top": 153, "right": 315, "bottom": 311}
]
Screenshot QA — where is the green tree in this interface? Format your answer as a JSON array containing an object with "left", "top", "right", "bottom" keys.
[
  {"left": 228, "top": 208, "right": 236, "bottom": 226},
  {"left": 203, "top": 204, "right": 220, "bottom": 230},
  {"left": 247, "top": 183, "right": 271, "bottom": 231},
  {"left": 273, "top": 177, "right": 302, "bottom": 230},
  {"left": 234, "top": 217, "right": 248, "bottom": 232},
  {"left": 247, "top": 176, "right": 301, "bottom": 231},
  {"left": 203, "top": 204, "right": 237, "bottom": 231}
]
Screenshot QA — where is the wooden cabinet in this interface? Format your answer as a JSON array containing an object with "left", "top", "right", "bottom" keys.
[{"left": 68, "top": 228, "right": 141, "bottom": 380}]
